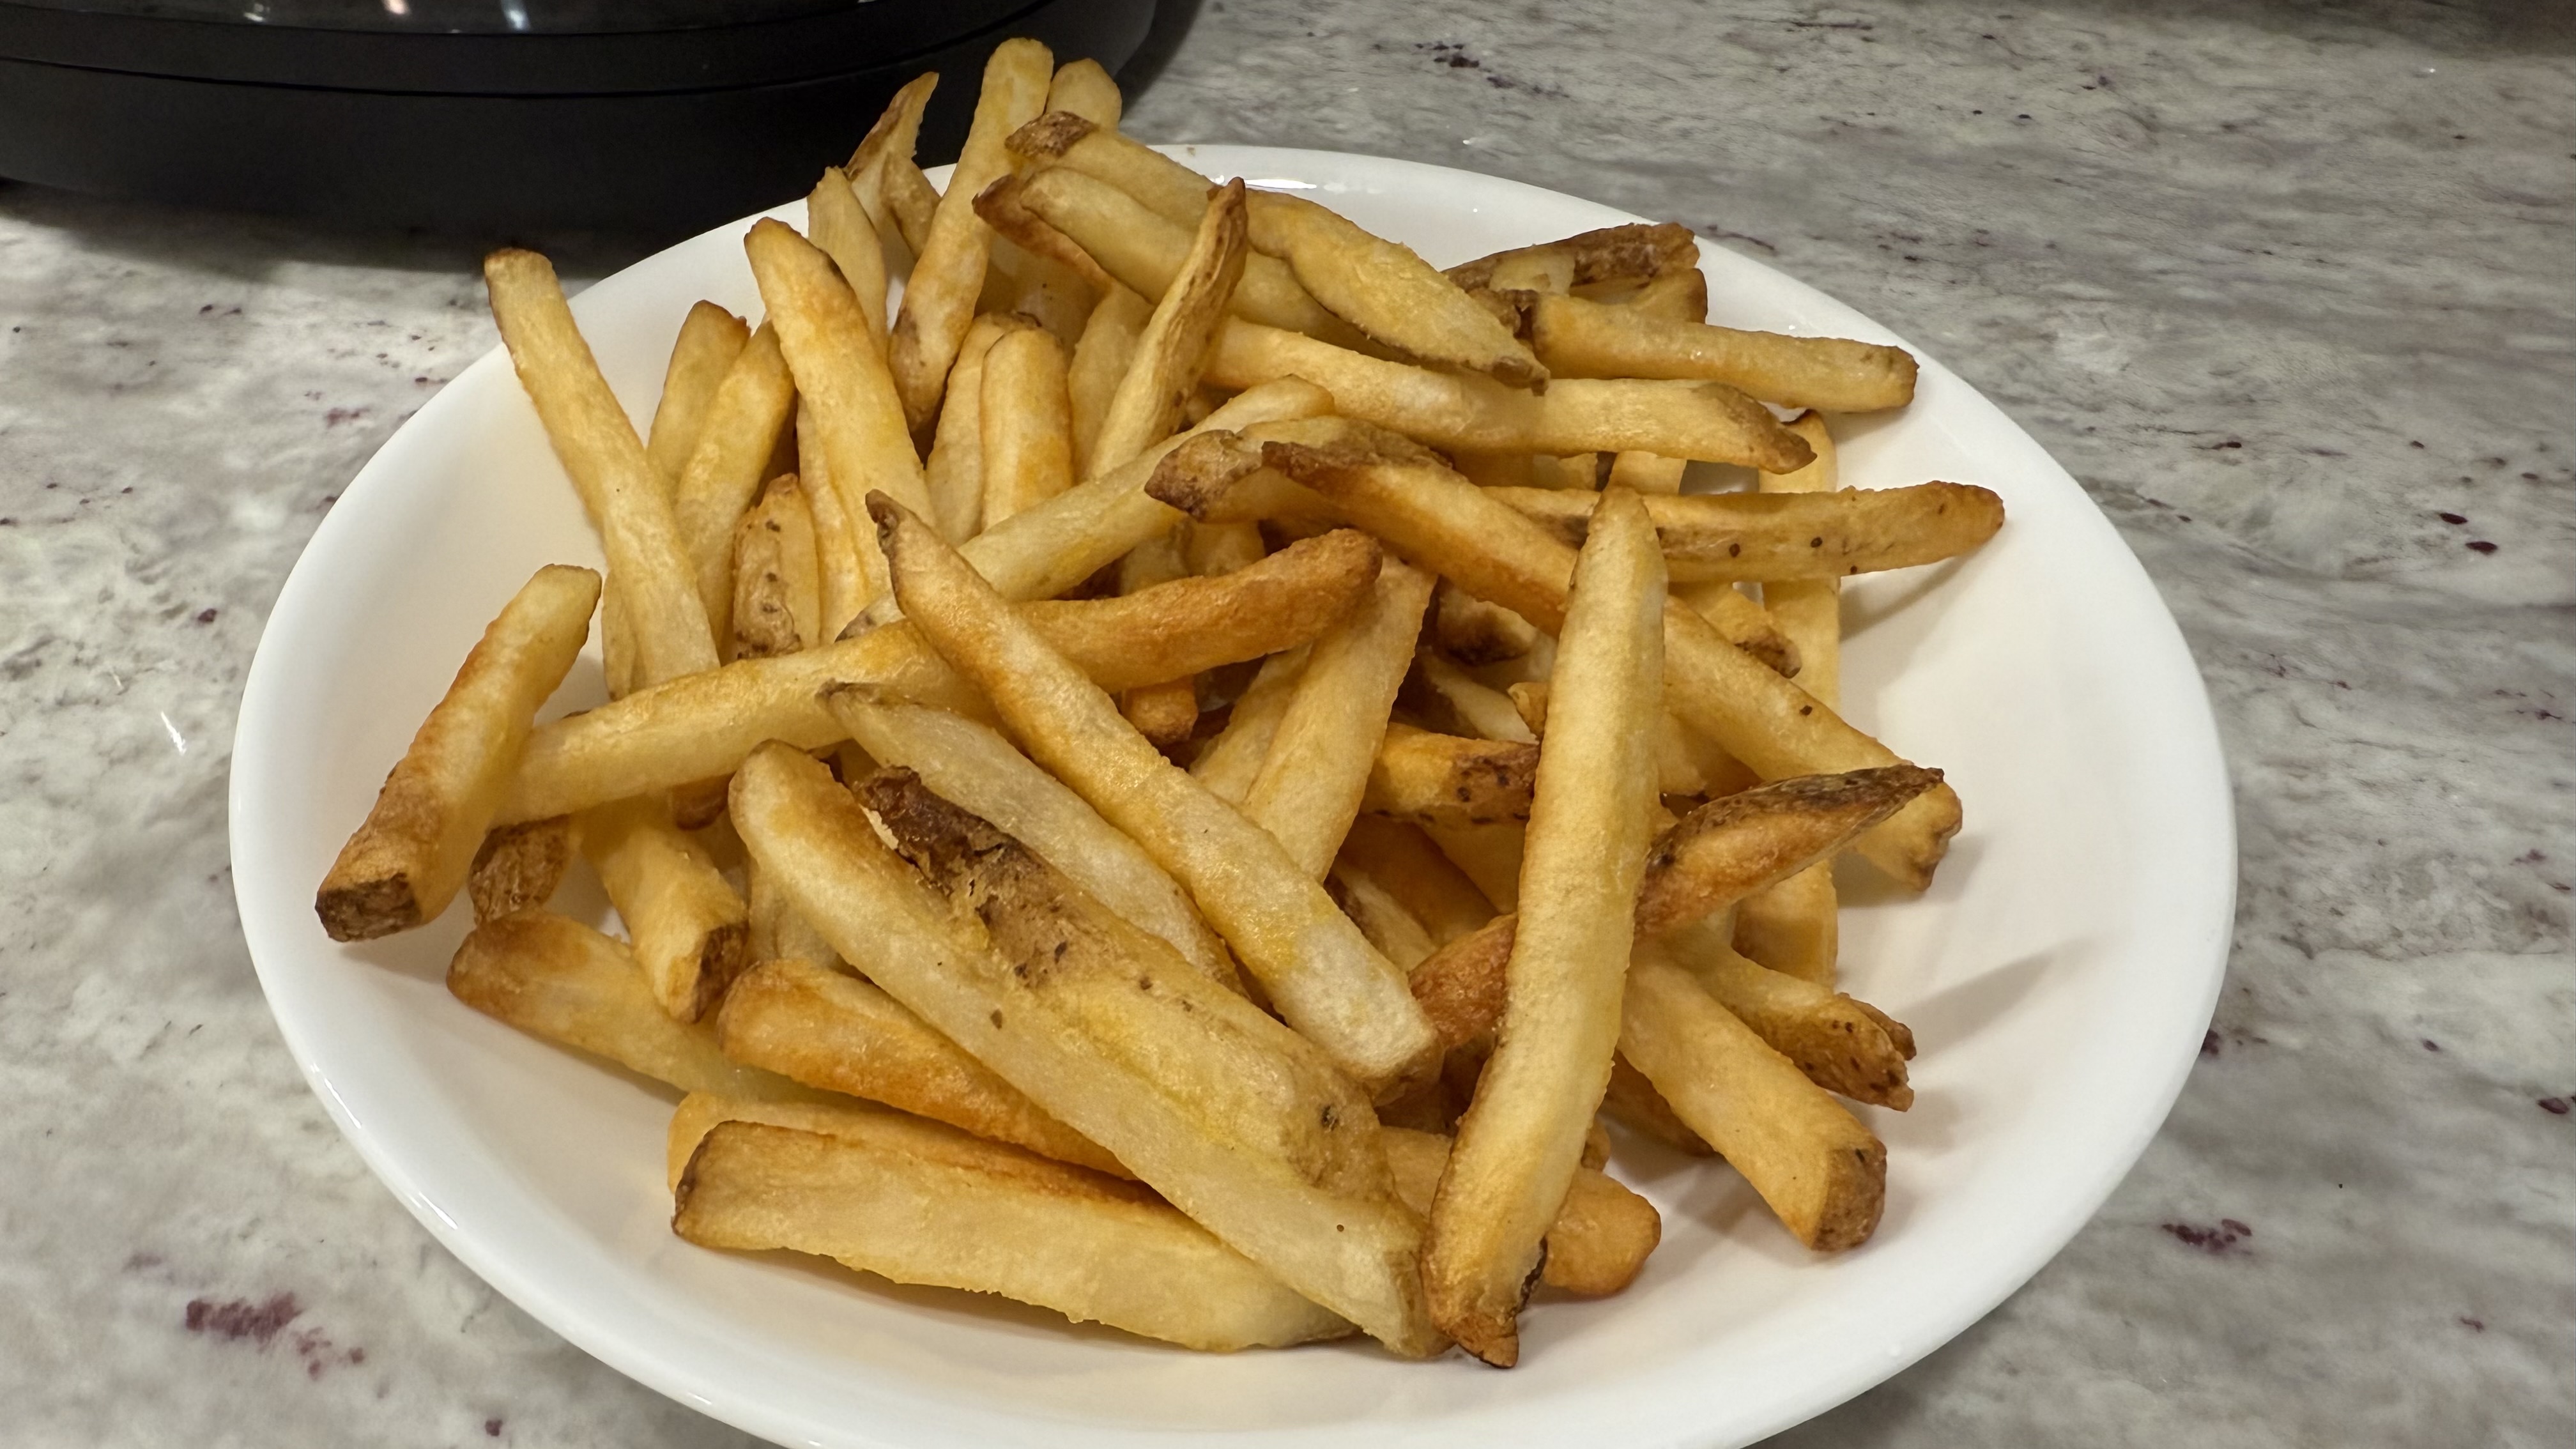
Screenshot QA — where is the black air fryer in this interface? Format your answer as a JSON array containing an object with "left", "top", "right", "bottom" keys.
[{"left": 0, "top": 0, "right": 1156, "bottom": 236}]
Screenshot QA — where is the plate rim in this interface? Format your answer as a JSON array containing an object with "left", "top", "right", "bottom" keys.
[{"left": 229, "top": 143, "right": 2235, "bottom": 1449}]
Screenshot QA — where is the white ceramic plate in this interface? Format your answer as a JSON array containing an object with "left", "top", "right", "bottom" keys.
[{"left": 231, "top": 148, "right": 2233, "bottom": 1448}]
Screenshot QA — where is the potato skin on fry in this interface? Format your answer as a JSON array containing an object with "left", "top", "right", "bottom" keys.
[{"left": 1363, "top": 724, "right": 1540, "bottom": 829}]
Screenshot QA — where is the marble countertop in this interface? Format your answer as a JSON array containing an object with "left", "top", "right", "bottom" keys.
[{"left": 3, "top": 1, "right": 2568, "bottom": 1443}]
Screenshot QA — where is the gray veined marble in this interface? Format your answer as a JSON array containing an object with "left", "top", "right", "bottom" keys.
[{"left": 1, "top": 1, "right": 2568, "bottom": 1445}]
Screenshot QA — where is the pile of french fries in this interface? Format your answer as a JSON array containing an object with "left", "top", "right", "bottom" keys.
[{"left": 315, "top": 40, "right": 2003, "bottom": 1367}]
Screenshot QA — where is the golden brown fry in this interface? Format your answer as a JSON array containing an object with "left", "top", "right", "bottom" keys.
[
  {"left": 1739, "top": 411, "right": 1846, "bottom": 981},
  {"left": 1089, "top": 179, "right": 1250, "bottom": 473},
  {"left": 1243, "top": 562, "right": 1435, "bottom": 877},
  {"left": 1382, "top": 1128, "right": 1658, "bottom": 1298},
  {"left": 1600, "top": 1054, "right": 1712, "bottom": 1155},
  {"left": 499, "top": 532, "right": 1381, "bottom": 821},
  {"left": 447, "top": 910, "right": 817, "bottom": 1100},
  {"left": 844, "top": 72, "right": 937, "bottom": 188},
  {"left": 744, "top": 859, "right": 839, "bottom": 969},
  {"left": 1043, "top": 57, "right": 1123, "bottom": 128},
  {"left": 1636, "top": 766, "right": 1940, "bottom": 937},
  {"left": 733, "top": 746, "right": 1437, "bottom": 1354},
  {"left": 882, "top": 157, "right": 941, "bottom": 257},
  {"left": 466, "top": 816, "right": 572, "bottom": 924},
  {"left": 745, "top": 218, "right": 931, "bottom": 606},
  {"left": 920, "top": 312, "right": 1016, "bottom": 544},
  {"left": 1664, "top": 922, "right": 1912, "bottom": 1108},
  {"left": 576, "top": 793, "right": 749, "bottom": 1023},
  {"left": 1067, "top": 283, "right": 1151, "bottom": 477},
  {"left": 1445, "top": 222, "right": 1699, "bottom": 295},
  {"left": 1605, "top": 450, "right": 1687, "bottom": 495},
  {"left": 728, "top": 475, "right": 822, "bottom": 660},
  {"left": 970, "top": 173, "right": 1121, "bottom": 295},
  {"left": 1424, "top": 822, "right": 1523, "bottom": 913},
  {"left": 484, "top": 252, "right": 718, "bottom": 685},
  {"left": 1486, "top": 482, "right": 2004, "bottom": 585},
  {"left": 716, "top": 958, "right": 1124, "bottom": 1174},
  {"left": 806, "top": 169, "right": 891, "bottom": 349},
  {"left": 675, "top": 1119, "right": 1351, "bottom": 1351},
  {"left": 795, "top": 402, "right": 869, "bottom": 636},
  {"left": 1188, "top": 645, "right": 1307, "bottom": 804},
  {"left": 1362, "top": 724, "right": 1538, "bottom": 828},
  {"left": 1407, "top": 913, "right": 1514, "bottom": 1055},
  {"left": 1335, "top": 816, "right": 1496, "bottom": 947},
  {"left": 1206, "top": 321, "right": 1811, "bottom": 470},
  {"left": 671, "top": 323, "right": 797, "bottom": 645},
  {"left": 645, "top": 302, "right": 751, "bottom": 493},
  {"left": 1671, "top": 579, "right": 1800, "bottom": 675},
  {"left": 664, "top": 1090, "right": 888, "bottom": 1192},
  {"left": 1431, "top": 583, "right": 1539, "bottom": 664},
  {"left": 1228, "top": 427, "right": 1961, "bottom": 885},
  {"left": 1330, "top": 867, "right": 1438, "bottom": 974},
  {"left": 1510, "top": 679, "right": 1758, "bottom": 800},
  {"left": 1409, "top": 650, "right": 1536, "bottom": 744},
  {"left": 889, "top": 39, "right": 1053, "bottom": 431},
  {"left": 1590, "top": 266, "right": 1710, "bottom": 324},
  {"left": 827, "top": 690, "right": 1238, "bottom": 988},
  {"left": 1241, "top": 189, "right": 1544, "bottom": 388},
  {"left": 873, "top": 498, "right": 1439, "bottom": 1100},
  {"left": 318, "top": 565, "right": 599, "bottom": 940},
  {"left": 1426, "top": 488, "right": 1664, "bottom": 1366},
  {"left": 1620, "top": 946, "right": 1884, "bottom": 1250},
  {"left": 1531, "top": 293, "right": 1918, "bottom": 413}
]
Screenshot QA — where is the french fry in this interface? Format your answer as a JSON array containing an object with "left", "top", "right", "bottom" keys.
[
  {"left": 1405, "top": 767, "right": 1933, "bottom": 1053},
  {"left": 921, "top": 313, "right": 1016, "bottom": 543},
  {"left": 1671, "top": 579, "right": 1800, "bottom": 675},
  {"left": 1012, "top": 164, "right": 1370, "bottom": 346},
  {"left": 827, "top": 690, "right": 1238, "bottom": 988},
  {"left": 1335, "top": 816, "right": 1496, "bottom": 947},
  {"left": 794, "top": 402, "right": 869, "bottom": 636},
  {"left": 664, "top": 1090, "right": 888, "bottom": 1191},
  {"left": 859, "top": 378, "right": 1335, "bottom": 631},
  {"left": 498, "top": 531, "right": 1382, "bottom": 822},
  {"left": 1739, "top": 412, "right": 1847, "bottom": 981},
  {"left": 716, "top": 957, "right": 1124, "bottom": 1174},
  {"left": 1664, "top": 921, "right": 1912, "bottom": 1108},
  {"left": 1620, "top": 945, "right": 1884, "bottom": 1250},
  {"left": 1330, "top": 868, "right": 1438, "bottom": 973},
  {"left": 446, "top": 910, "right": 818, "bottom": 1100},
  {"left": 975, "top": 317, "right": 1078, "bottom": 532},
  {"left": 466, "top": 816, "right": 572, "bottom": 925},
  {"left": 744, "top": 859, "right": 839, "bottom": 969},
  {"left": 1409, "top": 650, "right": 1537, "bottom": 744},
  {"left": 645, "top": 301, "right": 751, "bottom": 493},
  {"left": 732, "top": 744, "right": 1439, "bottom": 1354},
  {"left": 1187, "top": 519, "right": 1266, "bottom": 576},
  {"left": 1510, "top": 679, "right": 1756, "bottom": 799},
  {"left": 1363, "top": 724, "right": 1538, "bottom": 827},
  {"left": 675, "top": 1119, "right": 1351, "bottom": 1351},
  {"left": 1600, "top": 1053, "right": 1712, "bottom": 1156},
  {"left": 1118, "top": 555, "right": 1202, "bottom": 748},
  {"left": 576, "top": 793, "right": 749, "bottom": 1022},
  {"left": 1601, "top": 266, "right": 1712, "bottom": 323},
  {"left": 1089, "top": 180, "right": 1250, "bottom": 473},
  {"left": 1426, "top": 488, "right": 1664, "bottom": 1367},
  {"left": 1382, "top": 1128, "right": 1658, "bottom": 1298},
  {"left": 882, "top": 157, "right": 941, "bottom": 257},
  {"left": 1067, "top": 283, "right": 1151, "bottom": 477},
  {"left": 1242, "top": 561, "right": 1434, "bottom": 877},
  {"left": 872, "top": 497, "right": 1439, "bottom": 1100},
  {"left": 888, "top": 38, "right": 1053, "bottom": 431},
  {"left": 1445, "top": 222, "right": 1699, "bottom": 295},
  {"left": 1206, "top": 321, "right": 1812, "bottom": 470},
  {"left": 728, "top": 475, "right": 822, "bottom": 660},
  {"left": 1431, "top": 583, "right": 1539, "bottom": 664},
  {"left": 1044, "top": 57, "right": 1123, "bottom": 128},
  {"left": 671, "top": 323, "right": 797, "bottom": 644},
  {"left": 745, "top": 218, "right": 931, "bottom": 606},
  {"left": 1188, "top": 645, "right": 1307, "bottom": 804},
  {"left": 483, "top": 252, "right": 719, "bottom": 686},
  {"left": 1486, "top": 482, "right": 2005, "bottom": 585},
  {"left": 846, "top": 74, "right": 938, "bottom": 276},
  {"left": 1243, "top": 189, "right": 1544, "bottom": 388},
  {"left": 806, "top": 169, "right": 891, "bottom": 350},
  {"left": 317, "top": 565, "right": 599, "bottom": 940},
  {"left": 1530, "top": 293, "right": 1918, "bottom": 413},
  {"left": 1425, "top": 822, "right": 1522, "bottom": 913},
  {"left": 1209, "top": 427, "right": 1961, "bottom": 886},
  {"left": 1005, "top": 110, "right": 1213, "bottom": 225},
  {"left": 1604, "top": 451, "right": 1687, "bottom": 495}
]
